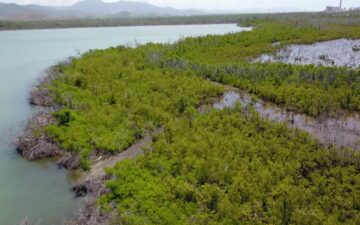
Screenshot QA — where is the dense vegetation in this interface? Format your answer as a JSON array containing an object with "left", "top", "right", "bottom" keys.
[
  {"left": 100, "top": 107, "right": 360, "bottom": 225},
  {"left": 153, "top": 13, "right": 360, "bottom": 116},
  {"left": 45, "top": 47, "right": 222, "bottom": 168},
  {"left": 0, "top": 14, "right": 242, "bottom": 30},
  {"left": 32, "top": 12, "right": 360, "bottom": 224},
  {"left": 170, "top": 63, "right": 360, "bottom": 116}
]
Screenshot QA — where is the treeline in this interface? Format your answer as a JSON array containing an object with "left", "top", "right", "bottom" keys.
[
  {"left": 1, "top": 11, "right": 359, "bottom": 31},
  {"left": 0, "top": 14, "right": 243, "bottom": 30}
]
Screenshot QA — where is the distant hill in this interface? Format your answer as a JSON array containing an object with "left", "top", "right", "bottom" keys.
[
  {"left": 0, "top": 3, "right": 55, "bottom": 20},
  {"left": 69, "top": 0, "right": 197, "bottom": 16},
  {"left": 0, "top": 0, "right": 203, "bottom": 21}
]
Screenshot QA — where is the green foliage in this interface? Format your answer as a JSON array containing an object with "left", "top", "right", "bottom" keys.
[
  {"left": 53, "top": 109, "right": 74, "bottom": 126},
  {"left": 186, "top": 63, "right": 360, "bottom": 116},
  {"left": 101, "top": 107, "right": 360, "bottom": 224},
  {"left": 0, "top": 14, "right": 243, "bottom": 30},
  {"left": 45, "top": 46, "right": 222, "bottom": 167},
  {"left": 36, "top": 12, "right": 360, "bottom": 221},
  {"left": 155, "top": 13, "right": 360, "bottom": 116}
]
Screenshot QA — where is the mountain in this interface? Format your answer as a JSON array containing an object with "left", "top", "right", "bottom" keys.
[
  {"left": 69, "top": 0, "right": 191, "bottom": 16},
  {"left": 0, "top": 0, "right": 303, "bottom": 21},
  {"left": 0, "top": 0, "right": 202, "bottom": 21},
  {"left": 0, "top": 3, "right": 90, "bottom": 20},
  {"left": 0, "top": 3, "right": 53, "bottom": 20}
]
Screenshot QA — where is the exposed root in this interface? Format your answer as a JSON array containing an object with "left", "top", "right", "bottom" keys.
[
  {"left": 17, "top": 111, "right": 63, "bottom": 160},
  {"left": 18, "top": 64, "right": 69, "bottom": 161},
  {"left": 65, "top": 129, "right": 162, "bottom": 225},
  {"left": 29, "top": 66, "right": 62, "bottom": 107},
  {"left": 58, "top": 153, "right": 80, "bottom": 169},
  {"left": 20, "top": 61, "right": 161, "bottom": 224},
  {"left": 72, "top": 177, "right": 107, "bottom": 199},
  {"left": 29, "top": 86, "right": 53, "bottom": 107},
  {"left": 67, "top": 177, "right": 112, "bottom": 225},
  {"left": 66, "top": 202, "right": 116, "bottom": 225}
]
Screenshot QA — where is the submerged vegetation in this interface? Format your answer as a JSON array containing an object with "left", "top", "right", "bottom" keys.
[{"left": 23, "top": 12, "right": 360, "bottom": 224}]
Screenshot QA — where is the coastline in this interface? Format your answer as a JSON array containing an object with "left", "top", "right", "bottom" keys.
[
  {"left": 16, "top": 57, "right": 360, "bottom": 224},
  {"left": 12, "top": 15, "right": 360, "bottom": 223},
  {"left": 0, "top": 23, "right": 249, "bottom": 225},
  {"left": 16, "top": 63, "right": 158, "bottom": 225},
  {"left": 17, "top": 65, "right": 81, "bottom": 168},
  {"left": 0, "top": 14, "right": 243, "bottom": 32}
]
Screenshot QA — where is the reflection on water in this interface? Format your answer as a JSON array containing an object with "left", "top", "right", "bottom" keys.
[
  {"left": 214, "top": 88, "right": 360, "bottom": 150},
  {"left": 255, "top": 39, "right": 360, "bottom": 68}
]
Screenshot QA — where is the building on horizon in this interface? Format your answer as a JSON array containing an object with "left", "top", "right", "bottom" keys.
[{"left": 325, "top": 6, "right": 342, "bottom": 12}]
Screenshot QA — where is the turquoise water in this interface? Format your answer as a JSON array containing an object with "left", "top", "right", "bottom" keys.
[{"left": 0, "top": 24, "right": 245, "bottom": 225}]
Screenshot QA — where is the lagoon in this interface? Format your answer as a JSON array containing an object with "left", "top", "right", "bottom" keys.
[{"left": 0, "top": 24, "right": 245, "bottom": 225}]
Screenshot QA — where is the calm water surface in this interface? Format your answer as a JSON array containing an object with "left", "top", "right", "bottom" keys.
[
  {"left": 214, "top": 87, "right": 360, "bottom": 150},
  {"left": 0, "top": 24, "right": 244, "bottom": 225}
]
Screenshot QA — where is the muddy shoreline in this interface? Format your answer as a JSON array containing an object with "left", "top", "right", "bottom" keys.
[
  {"left": 15, "top": 65, "right": 99, "bottom": 224},
  {"left": 17, "top": 61, "right": 360, "bottom": 224},
  {"left": 213, "top": 85, "right": 360, "bottom": 150},
  {"left": 255, "top": 38, "right": 360, "bottom": 69},
  {"left": 17, "top": 65, "right": 81, "bottom": 170},
  {"left": 16, "top": 65, "right": 158, "bottom": 225}
]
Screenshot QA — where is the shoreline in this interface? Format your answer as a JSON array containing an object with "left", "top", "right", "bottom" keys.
[
  {"left": 0, "top": 22, "right": 240, "bottom": 32},
  {"left": 17, "top": 59, "right": 360, "bottom": 224},
  {"left": 16, "top": 63, "right": 161, "bottom": 224},
  {"left": 9, "top": 13, "right": 360, "bottom": 224},
  {"left": 17, "top": 65, "right": 80, "bottom": 167},
  {"left": 0, "top": 14, "right": 246, "bottom": 32},
  {"left": 214, "top": 84, "right": 360, "bottom": 150}
]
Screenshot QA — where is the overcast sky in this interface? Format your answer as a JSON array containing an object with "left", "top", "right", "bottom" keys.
[{"left": 1, "top": 0, "right": 359, "bottom": 11}]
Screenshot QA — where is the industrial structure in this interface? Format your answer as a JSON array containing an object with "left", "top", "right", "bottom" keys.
[{"left": 325, "top": 0, "right": 343, "bottom": 12}]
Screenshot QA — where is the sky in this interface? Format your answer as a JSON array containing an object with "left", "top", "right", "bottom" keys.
[{"left": 0, "top": 0, "right": 359, "bottom": 11}]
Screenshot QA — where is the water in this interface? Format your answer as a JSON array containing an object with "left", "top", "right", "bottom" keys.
[
  {"left": 255, "top": 39, "right": 360, "bottom": 69},
  {"left": 214, "top": 87, "right": 360, "bottom": 150},
  {"left": 0, "top": 24, "right": 242, "bottom": 225}
]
